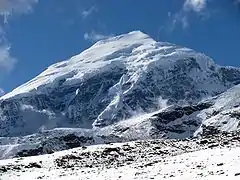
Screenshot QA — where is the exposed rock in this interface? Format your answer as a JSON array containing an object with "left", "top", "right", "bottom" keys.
[
  {"left": 15, "top": 134, "right": 94, "bottom": 158},
  {"left": 25, "top": 162, "right": 42, "bottom": 169}
]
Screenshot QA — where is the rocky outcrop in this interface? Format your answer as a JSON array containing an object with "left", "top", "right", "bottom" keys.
[{"left": 15, "top": 134, "right": 94, "bottom": 158}]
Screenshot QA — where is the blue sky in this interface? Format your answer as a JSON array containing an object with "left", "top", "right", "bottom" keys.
[{"left": 0, "top": 0, "right": 240, "bottom": 95}]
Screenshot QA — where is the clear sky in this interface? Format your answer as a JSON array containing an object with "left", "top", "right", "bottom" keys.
[{"left": 0, "top": 0, "right": 240, "bottom": 95}]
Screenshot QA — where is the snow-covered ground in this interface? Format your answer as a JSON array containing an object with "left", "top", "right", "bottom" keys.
[{"left": 1, "top": 138, "right": 240, "bottom": 180}]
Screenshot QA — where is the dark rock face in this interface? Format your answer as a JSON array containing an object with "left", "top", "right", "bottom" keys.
[
  {"left": 16, "top": 147, "right": 51, "bottom": 158},
  {"left": 201, "top": 125, "right": 222, "bottom": 137},
  {"left": 219, "top": 67, "right": 240, "bottom": 85},
  {"left": 62, "top": 134, "right": 94, "bottom": 149},
  {"left": 15, "top": 134, "right": 94, "bottom": 158},
  {"left": 152, "top": 109, "right": 185, "bottom": 123},
  {"left": 150, "top": 102, "right": 213, "bottom": 136}
]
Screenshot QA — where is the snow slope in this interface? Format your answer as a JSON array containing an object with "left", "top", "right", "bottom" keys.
[
  {"left": 196, "top": 84, "right": 240, "bottom": 134},
  {"left": 1, "top": 138, "right": 240, "bottom": 180}
]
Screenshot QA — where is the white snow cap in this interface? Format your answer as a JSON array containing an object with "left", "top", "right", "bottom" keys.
[
  {"left": 0, "top": 31, "right": 154, "bottom": 100},
  {"left": 0, "top": 30, "right": 222, "bottom": 101}
]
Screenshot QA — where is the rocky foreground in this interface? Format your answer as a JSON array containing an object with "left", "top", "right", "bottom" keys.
[{"left": 1, "top": 128, "right": 240, "bottom": 180}]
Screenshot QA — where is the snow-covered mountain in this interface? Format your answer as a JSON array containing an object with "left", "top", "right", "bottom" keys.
[
  {"left": 0, "top": 31, "right": 239, "bottom": 159},
  {"left": 0, "top": 31, "right": 239, "bottom": 136}
]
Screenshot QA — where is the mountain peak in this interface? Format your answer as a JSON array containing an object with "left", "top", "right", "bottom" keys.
[
  {"left": 0, "top": 31, "right": 234, "bottom": 102},
  {"left": 0, "top": 31, "right": 155, "bottom": 100},
  {"left": 91, "top": 30, "right": 154, "bottom": 48}
]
